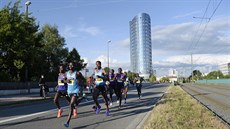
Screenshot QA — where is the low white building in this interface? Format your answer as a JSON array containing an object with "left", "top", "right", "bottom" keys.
[{"left": 168, "top": 69, "right": 178, "bottom": 82}]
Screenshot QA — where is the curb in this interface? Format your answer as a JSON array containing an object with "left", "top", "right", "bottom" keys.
[{"left": 135, "top": 84, "right": 170, "bottom": 129}]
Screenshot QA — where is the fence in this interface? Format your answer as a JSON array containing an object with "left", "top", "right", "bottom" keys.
[
  {"left": 196, "top": 79, "right": 230, "bottom": 84},
  {"left": 0, "top": 82, "right": 57, "bottom": 90},
  {"left": 0, "top": 82, "right": 57, "bottom": 95}
]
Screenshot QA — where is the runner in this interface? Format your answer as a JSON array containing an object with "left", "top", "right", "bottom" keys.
[
  {"left": 115, "top": 68, "right": 125, "bottom": 109},
  {"left": 64, "top": 62, "right": 80, "bottom": 128},
  {"left": 76, "top": 72, "right": 88, "bottom": 103},
  {"left": 123, "top": 72, "right": 129, "bottom": 104},
  {"left": 92, "top": 61, "right": 109, "bottom": 116},
  {"left": 87, "top": 76, "right": 94, "bottom": 94},
  {"left": 54, "top": 65, "right": 71, "bottom": 118},
  {"left": 108, "top": 69, "right": 117, "bottom": 106},
  {"left": 134, "top": 73, "right": 143, "bottom": 100}
]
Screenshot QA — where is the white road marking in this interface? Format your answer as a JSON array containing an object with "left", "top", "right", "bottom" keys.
[{"left": 0, "top": 99, "right": 96, "bottom": 124}]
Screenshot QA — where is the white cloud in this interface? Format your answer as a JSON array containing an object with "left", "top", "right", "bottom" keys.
[
  {"left": 152, "top": 16, "right": 230, "bottom": 55},
  {"left": 173, "top": 11, "right": 200, "bottom": 19},
  {"left": 84, "top": 17, "right": 230, "bottom": 77},
  {"left": 100, "top": 17, "right": 230, "bottom": 76},
  {"left": 62, "top": 25, "right": 78, "bottom": 38},
  {"left": 79, "top": 26, "right": 102, "bottom": 36},
  {"left": 120, "top": 38, "right": 130, "bottom": 48}
]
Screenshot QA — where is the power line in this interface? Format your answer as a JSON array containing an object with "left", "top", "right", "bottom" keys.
[
  {"left": 186, "top": 0, "right": 224, "bottom": 75},
  {"left": 187, "top": 0, "right": 211, "bottom": 53}
]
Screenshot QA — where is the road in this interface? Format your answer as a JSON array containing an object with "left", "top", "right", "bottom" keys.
[
  {"left": 0, "top": 83, "right": 169, "bottom": 129},
  {"left": 181, "top": 83, "right": 230, "bottom": 126}
]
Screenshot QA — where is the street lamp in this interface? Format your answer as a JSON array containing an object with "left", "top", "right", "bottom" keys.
[
  {"left": 107, "top": 40, "right": 111, "bottom": 69},
  {"left": 24, "top": 1, "right": 31, "bottom": 81},
  {"left": 25, "top": 1, "right": 31, "bottom": 20}
]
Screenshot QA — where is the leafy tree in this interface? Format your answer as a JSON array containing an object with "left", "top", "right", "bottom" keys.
[
  {"left": 37, "top": 24, "right": 68, "bottom": 81},
  {"left": 66, "top": 48, "right": 87, "bottom": 71},
  {"left": 224, "top": 74, "right": 230, "bottom": 79},
  {"left": 0, "top": 1, "right": 87, "bottom": 82},
  {"left": 160, "top": 77, "right": 169, "bottom": 83},
  {"left": 192, "top": 70, "right": 203, "bottom": 80},
  {"left": 0, "top": 0, "right": 40, "bottom": 81},
  {"left": 206, "top": 70, "right": 224, "bottom": 79},
  {"left": 149, "top": 74, "right": 156, "bottom": 82},
  {"left": 127, "top": 71, "right": 136, "bottom": 81},
  {"left": 104, "top": 67, "right": 110, "bottom": 74}
]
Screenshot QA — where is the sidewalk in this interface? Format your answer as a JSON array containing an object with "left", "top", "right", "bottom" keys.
[{"left": 0, "top": 92, "right": 56, "bottom": 106}]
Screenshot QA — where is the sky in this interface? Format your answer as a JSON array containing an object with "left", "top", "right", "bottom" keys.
[{"left": 1, "top": 0, "right": 230, "bottom": 77}]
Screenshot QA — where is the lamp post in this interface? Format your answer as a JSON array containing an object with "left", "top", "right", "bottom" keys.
[
  {"left": 107, "top": 40, "right": 111, "bottom": 69},
  {"left": 25, "top": 1, "right": 31, "bottom": 20},
  {"left": 24, "top": 1, "right": 31, "bottom": 81}
]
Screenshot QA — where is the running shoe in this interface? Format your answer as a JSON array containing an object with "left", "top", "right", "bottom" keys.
[
  {"left": 105, "top": 110, "right": 109, "bottom": 116},
  {"left": 64, "top": 123, "right": 69, "bottom": 128},
  {"left": 57, "top": 109, "right": 63, "bottom": 118},
  {"left": 96, "top": 105, "right": 101, "bottom": 114},
  {"left": 73, "top": 109, "right": 77, "bottom": 118},
  {"left": 117, "top": 100, "right": 119, "bottom": 104},
  {"left": 109, "top": 102, "right": 113, "bottom": 106}
]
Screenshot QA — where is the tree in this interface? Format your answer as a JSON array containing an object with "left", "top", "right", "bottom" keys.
[
  {"left": 66, "top": 48, "right": 87, "bottom": 72},
  {"left": 104, "top": 67, "right": 110, "bottom": 74},
  {"left": 36, "top": 24, "right": 68, "bottom": 81},
  {"left": 0, "top": 0, "right": 41, "bottom": 81},
  {"left": 149, "top": 74, "right": 156, "bottom": 82},
  {"left": 127, "top": 71, "right": 136, "bottom": 81},
  {"left": 224, "top": 74, "right": 230, "bottom": 79},
  {"left": 206, "top": 70, "right": 224, "bottom": 79},
  {"left": 160, "top": 77, "right": 169, "bottom": 83},
  {"left": 192, "top": 70, "right": 202, "bottom": 80}
]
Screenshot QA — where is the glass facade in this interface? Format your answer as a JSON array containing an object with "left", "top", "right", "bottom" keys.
[{"left": 130, "top": 13, "right": 152, "bottom": 75}]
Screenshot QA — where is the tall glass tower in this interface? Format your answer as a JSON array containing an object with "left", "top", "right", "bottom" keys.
[{"left": 130, "top": 13, "right": 152, "bottom": 78}]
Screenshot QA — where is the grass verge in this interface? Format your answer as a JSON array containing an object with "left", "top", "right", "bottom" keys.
[{"left": 142, "top": 86, "right": 229, "bottom": 129}]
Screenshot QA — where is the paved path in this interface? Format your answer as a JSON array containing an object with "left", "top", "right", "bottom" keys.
[
  {"left": 0, "top": 83, "right": 169, "bottom": 129},
  {"left": 181, "top": 83, "right": 230, "bottom": 126}
]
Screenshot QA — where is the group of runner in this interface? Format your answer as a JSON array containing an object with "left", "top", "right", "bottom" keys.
[{"left": 53, "top": 61, "right": 144, "bottom": 128}]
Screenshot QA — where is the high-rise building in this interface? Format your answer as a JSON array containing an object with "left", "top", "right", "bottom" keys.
[
  {"left": 219, "top": 63, "right": 230, "bottom": 75},
  {"left": 130, "top": 13, "right": 152, "bottom": 78}
]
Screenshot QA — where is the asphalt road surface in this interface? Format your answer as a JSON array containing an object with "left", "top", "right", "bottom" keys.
[
  {"left": 181, "top": 83, "right": 230, "bottom": 126},
  {"left": 0, "top": 83, "right": 169, "bottom": 129}
]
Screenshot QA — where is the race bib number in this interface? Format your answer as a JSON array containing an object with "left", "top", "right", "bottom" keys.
[
  {"left": 124, "top": 81, "right": 128, "bottom": 85},
  {"left": 96, "top": 78, "right": 103, "bottom": 83},
  {"left": 58, "top": 80, "right": 64, "bottom": 85},
  {"left": 118, "top": 79, "right": 123, "bottom": 82},
  {"left": 68, "top": 79, "right": 74, "bottom": 85}
]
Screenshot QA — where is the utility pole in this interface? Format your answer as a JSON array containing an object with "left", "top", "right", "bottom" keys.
[
  {"left": 191, "top": 53, "right": 193, "bottom": 82},
  {"left": 107, "top": 40, "right": 111, "bottom": 69}
]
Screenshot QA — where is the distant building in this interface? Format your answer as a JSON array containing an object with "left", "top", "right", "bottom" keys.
[
  {"left": 130, "top": 13, "right": 152, "bottom": 79},
  {"left": 168, "top": 69, "right": 178, "bottom": 82},
  {"left": 219, "top": 63, "right": 230, "bottom": 75}
]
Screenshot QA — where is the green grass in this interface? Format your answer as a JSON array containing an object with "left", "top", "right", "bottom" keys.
[{"left": 142, "top": 86, "right": 229, "bottom": 129}]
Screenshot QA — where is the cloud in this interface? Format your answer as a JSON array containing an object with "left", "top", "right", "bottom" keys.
[
  {"left": 78, "top": 26, "right": 102, "bottom": 36},
  {"left": 173, "top": 11, "right": 200, "bottom": 19},
  {"left": 120, "top": 38, "right": 130, "bottom": 48},
  {"left": 83, "top": 17, "right": 229, "bottom": 77},
  {"left": 62, "top": 25, "right": 78, "bottom": 38},
  {"left": 152, "top": 16, "right": 230, "bottom": 56},
  {"left": 84, "top": 55, "right": 130, "bottom": 72},
  {"left": 100, "top": 17, "right": 229, "bottom": 76}
]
